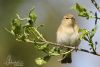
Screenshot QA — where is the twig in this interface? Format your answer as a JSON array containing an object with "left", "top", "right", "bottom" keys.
[
  {"left": 45, "top": 41, "right": 75, "bottom": 49},
  {"left": 91, "top": 0, "right": 100, "bottom": 12},
  {"left": 78, "top": 48, "right": 100, "bottom": 56},
  {"left": 35, "top": 41, "right": 100, "bottom": 56}
]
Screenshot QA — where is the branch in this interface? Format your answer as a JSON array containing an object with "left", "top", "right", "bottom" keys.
[
  {"left": 91, "top": 0, "right": 100, "bottom": 12},
  {"left": 35, "top": 41, "right": 100, "bottom": 56},
  {"left": 44, "top": 41, "right": 75, "bottom": 49},
  {"left": 50, "top": 42, "right": 100, "bottom": 56},
  {"left": 78, "top": 48, "right": 100, "bottom": 56}
]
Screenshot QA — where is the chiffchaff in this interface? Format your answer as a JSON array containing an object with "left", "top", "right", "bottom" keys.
[{"left": 57, "top": 14, "right": 80, "bottom": 63}]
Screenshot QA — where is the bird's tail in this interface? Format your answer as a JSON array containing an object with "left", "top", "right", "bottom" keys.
[{"left": 61, "top": 52, "right": 72, "bottom": 63}]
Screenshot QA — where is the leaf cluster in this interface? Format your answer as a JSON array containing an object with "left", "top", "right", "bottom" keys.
[
  {"left": 10, "top": 8, "right": 71, "bottom": 65},
  {"left": 72, "top": 3, "right": 95, "bottom": 19}
]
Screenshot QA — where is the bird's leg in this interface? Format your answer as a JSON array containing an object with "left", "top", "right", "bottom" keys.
[{"left": 75, "top": 46, "right": 78, "bottom": 52}]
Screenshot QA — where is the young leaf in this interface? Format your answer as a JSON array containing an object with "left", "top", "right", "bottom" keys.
[
  {"left": 79, "top": 29, "right": 89, "bottom": 41},
  {"left": 29, "top": 8, "right": 37, "bottom": 26},
  {"left": 35, "top": 55, "right": 51, "bottom": 65},
  {"left": 90, "top": 26, "right": 97, "bottom": 39},
  {"left": 35, "top": 58, "right": 47, "bottom": 65},
  {"left": 11, "top": 18, "right": 22, "bottom": 36},
  {"left": 71, "top": 3, "right": 94, "bottom": 19},
  {"left": 49, "top": 47, "right": 60, "bottom": 56},
  {"left": 37, "top": 43, "right": 48, "bottom": 50}
]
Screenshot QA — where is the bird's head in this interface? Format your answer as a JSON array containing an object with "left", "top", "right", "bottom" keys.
[{"left": 61, "top": 14, "right": 75, "bottom": 26}]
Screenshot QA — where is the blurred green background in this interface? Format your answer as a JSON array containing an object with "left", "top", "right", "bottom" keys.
[{"left": 0, "top": 0, "right": 100, "bottom": 67}]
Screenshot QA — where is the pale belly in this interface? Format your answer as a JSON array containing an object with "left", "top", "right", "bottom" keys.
[{"left": 57, "top": 31, "right": 80, "bottom": 47}]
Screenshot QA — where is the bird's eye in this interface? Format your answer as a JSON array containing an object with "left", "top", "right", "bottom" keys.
[{"left": 66, "top": 18, "right": 69, "bottom": 19}]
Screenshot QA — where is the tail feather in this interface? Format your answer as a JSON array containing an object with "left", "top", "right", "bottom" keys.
[{"left": 61, "top": 53, "right": 72, "bottom": 63}]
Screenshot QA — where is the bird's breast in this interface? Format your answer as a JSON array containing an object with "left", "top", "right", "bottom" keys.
[{"left": 57, "top": 26, "right": 80, "bottom": 46}]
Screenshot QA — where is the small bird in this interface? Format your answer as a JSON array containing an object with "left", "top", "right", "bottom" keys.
[{"left": 57, "top": 14, "right": 80, "bottom": 63}]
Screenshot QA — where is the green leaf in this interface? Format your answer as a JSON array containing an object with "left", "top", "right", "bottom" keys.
[
  {"left": 23, "top": 26, "right": 37, "bottom": 41},
  {"left": 11, "top": 18, "right": 22, "bottom": 36},
  {"left": 29, "top": 8, "right": 37, "bottom": 26},
  {"left": 35, "top": 58, "right": 47, "bottom": 65},
  {"left": 71, "top": 3, "right": 94, "bottom": 19},
  {"left": 35, "top": 55, "right": 51, "bottom": 65},
  {"left": 49, "top": 47, "right": 60, "bottom": 56},
  {"left": 90, "top": 26, "right": 97, "bottom": 39},
  {"left": 37, "top": 43, "right": 48, "bottom": 50},
  {"left": 79, "top": 29, "right": 89, "bottom": 40}
]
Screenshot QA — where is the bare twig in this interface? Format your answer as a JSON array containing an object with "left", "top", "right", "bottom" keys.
[
  {"left": 91, "top": 0, "right": 100, "bottom": 12},
  {"left": 78, "top": 48, "right": 100, "bottom": 56}
]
